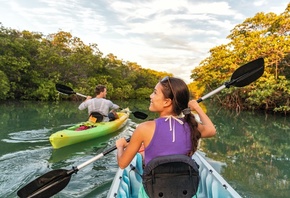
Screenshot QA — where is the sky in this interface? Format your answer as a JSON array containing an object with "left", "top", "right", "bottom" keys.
[{"left": 0, "top": 0, "right": 289, "bottom": 83}]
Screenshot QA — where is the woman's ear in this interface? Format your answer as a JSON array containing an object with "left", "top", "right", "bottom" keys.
[{"left": 163, "top": 98, "right": 172, "bottom": 107}]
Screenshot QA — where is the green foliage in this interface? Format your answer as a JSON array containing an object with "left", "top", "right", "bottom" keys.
[
  {"left": 191, "top": 3, "right": 290, "bottom": 114},
  {"left": 113, "top": 85, "right": 133, "bottom": 100},
  {"left": 32, "top": 80, "right": 58, "bottom": 101},
  {"left": 246, "top": 74, "right": 290, "bottom": 113},
  {"left": 135, "top": 87, "right": 152, "bottom": 100},
  {"left": 0, "top": 23, "right": 165, "bottom": 102},
  {"left": 0, "top": 70, "right": 9, "bottom": 99}
]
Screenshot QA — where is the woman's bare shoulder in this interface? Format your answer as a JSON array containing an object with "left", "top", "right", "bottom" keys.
[
  {"left": 136, "top": 120, "right": 155, "bottom": 130},
  {"left": 134, "top": 120, "right": 156, "bottom": 143},
  {"left": 134, "top": 120, "right": 156, "bottom": 136}
]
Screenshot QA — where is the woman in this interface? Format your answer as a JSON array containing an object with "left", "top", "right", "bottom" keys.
[
  {"left": 115, "top": 77, "right": 216, "bottom": 196},
  {"left": 116, "top": 76, "right": 216, "bottom": 166}
]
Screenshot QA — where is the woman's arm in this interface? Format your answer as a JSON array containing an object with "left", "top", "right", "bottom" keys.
[
  {"left": 188, "top": 100, "right": 216, "bottom": 138},
  {"left": 115, "top": 124, "right": 144, "bottom": 169}
]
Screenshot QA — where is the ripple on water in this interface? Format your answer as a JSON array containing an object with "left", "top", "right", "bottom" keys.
[
  {"left": 2, "top": 128, "right": 52, "bottom": 143},
  {"left": 0, "top": 147, "right": 51, "bottom": 197},
  {"left": 1, "top": 122, "right": 138, "bottom": 197},
  {"left": 53, "top": 153, "right": 119, "bottom": 198}
]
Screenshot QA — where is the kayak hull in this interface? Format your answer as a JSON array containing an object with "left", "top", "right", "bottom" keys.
[
  {"left": 49, "top": 110, "right": 129, "bottom": 149},
  {"left": 107, "top": 151, "right": 241, "bottom": 198}
]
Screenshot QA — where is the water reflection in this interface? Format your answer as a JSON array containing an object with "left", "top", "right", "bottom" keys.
[
  {"left": 201, "top": 103, "right": 290, "bottom": 197},
  {"left": 0, "top": 100, "right": 289, "bottom": 197}
]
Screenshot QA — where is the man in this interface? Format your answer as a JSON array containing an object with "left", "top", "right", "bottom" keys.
[{"left": 78, "top": 85, "right": 120, "bottom": 122}]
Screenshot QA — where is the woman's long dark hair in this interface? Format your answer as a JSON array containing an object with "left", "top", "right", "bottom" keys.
[{"left": 160, "top": 77, "right": 201, "bottom": 154}]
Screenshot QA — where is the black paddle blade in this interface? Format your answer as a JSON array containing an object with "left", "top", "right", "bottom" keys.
[
  {"left": 55, "top": 83, "right": 76, "bottom": 95},
  {"left": 17, "top": 169, "right": 72, "bottom": 198},
  {"left": 228, "top": 58, "right": 264, "bottom": 87},
  {"left": 133, "top": 111, "right": 148, "bottom": 119}
]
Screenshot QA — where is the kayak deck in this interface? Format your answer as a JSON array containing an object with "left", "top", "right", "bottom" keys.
[
  {"left": 107, "top": 151, "right": 241, "bottom": 198},
  {"left": 49, "top": 109, "right": 130, "bottom": 149}
]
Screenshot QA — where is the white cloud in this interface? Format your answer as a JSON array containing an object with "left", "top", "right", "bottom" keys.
[{"left": 253, "top": 0, "right": 267, "bottom": 7}]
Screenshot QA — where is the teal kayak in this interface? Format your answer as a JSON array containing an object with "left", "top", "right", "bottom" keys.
[
  {"left": 49, "top": 109, "right": 130, "bottom": 149},
  {"left": 107, "top": 151, "right": 241, "bottom": 198}
]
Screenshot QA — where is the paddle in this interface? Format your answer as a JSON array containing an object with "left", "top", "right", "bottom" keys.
[
  {"left": 55, "top": 83, "right": 148, "bottom": 120},
  {"left": 55, "top": 83, "right": 87, "bottom": 98},
  {"left": 18, "top": 58, "right": 264, "bottom": 197},
  {"left": 196, "top": 57, "right": 264, "bottom": 103},
  {"left": 17, "top": 137, "right": 131, "bottom": 198}
]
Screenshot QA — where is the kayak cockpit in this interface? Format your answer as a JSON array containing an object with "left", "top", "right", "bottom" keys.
[{"left": 108, "top": 152, "right": 242, "bottom": 198}]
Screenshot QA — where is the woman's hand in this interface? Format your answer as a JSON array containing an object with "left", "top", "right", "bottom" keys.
[
  {"left": 188, "top": 100, "right": 202, "bottom": 112},
  {"left": 188, "top": 100, "right": 216, "bottom": 138},
  {"left": 116, "top": 137, "right": 128, "bottom": 150}
]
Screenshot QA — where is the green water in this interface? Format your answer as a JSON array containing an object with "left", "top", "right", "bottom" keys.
[{"left": 0, "top": 100, "right": 289, "bottom": 197}]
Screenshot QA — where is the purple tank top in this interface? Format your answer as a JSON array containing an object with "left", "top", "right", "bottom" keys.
[{"left": 144, "top": 117, "right": 192, "bottom": 165}]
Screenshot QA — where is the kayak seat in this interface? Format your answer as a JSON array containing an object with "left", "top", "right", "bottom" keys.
[
  {"left": 142, "top": 154, "right": 200, "bottom": 198},
  {"left": 89, "top": 112, "right": 104, "bottom": 123}
]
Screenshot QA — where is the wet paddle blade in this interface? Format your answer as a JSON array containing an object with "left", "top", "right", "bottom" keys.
[
  {"left": 17, "top": 169, "right": 72, "bottom": 198},
  {"left": 229, "top": 58, "right": 264, "bottom": 87},
  {"left": 55, "top": 83, "right": 76, "bottom": 95},
  {"left": 17, "top": 138, "right": 130, "bottom": 197},
  {"left": 197, "top": 58, "right": 265, "bottom": 102},
  {"left": 121, "top": 108, "right": 148, "bottom": 120},
  {"left": 133, "top": 111, "right": 148, "bottom": 119}
]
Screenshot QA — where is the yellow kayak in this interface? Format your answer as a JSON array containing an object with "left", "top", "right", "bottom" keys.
[{"left": 49, "top": 109, "right": 130, "bottom": 149}]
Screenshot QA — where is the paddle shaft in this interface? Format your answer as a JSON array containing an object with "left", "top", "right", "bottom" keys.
[
  {"left": 77, "top": 142, "right": 125, "bottom": 170},
  {"left": 76, "top": 137, "right": 130, "bottom": 170},
  {"left": 76, "top": 92, "right": 87, "bottom": 98},
  {"left": 197, "top": 84, "right": 226, "bottom": 103}
]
